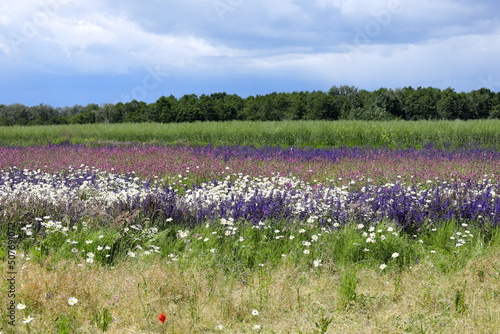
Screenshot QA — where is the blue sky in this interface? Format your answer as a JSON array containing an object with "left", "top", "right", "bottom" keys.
[{"left": 1, "top": 0, "right": 500, "bottom": 107}]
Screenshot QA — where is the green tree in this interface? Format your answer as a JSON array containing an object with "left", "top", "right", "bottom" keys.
[
  {"left": 6, "top": 103, "right": 31, "bottom": 125},
  {"left": 258, "top": 92, "right": 291, "bottom": 121},
  {"left": 29, "top": 103, "right": 57, "bottom": 125},
  {"left": 304, "top": 91, "right": 338, "bottom": 120},
  {"left": 152, "top": 95, "right": 177, "bottom": 123},
  {"left": 109, "top": 103, "right": 125, "bottom": 123},
  {"left": 239, "top": 95, "right": 260, "bottom": 120},
  {"left": 490, "top": 104, "right": 500, "bottom": 119},
  {"left": 0, "top": 104, "right": 13, "bottom": 125},
  {"left": 122, "top": 100, "right": 148, "bottom": 123},
  {"left": 373, "top": 88, "right": 403, "bottom": 118},
  {"left": 70, "top": 111, "right": 96, "bottom": 124},
  {"left": 468, "top": 88, "right": 494, "bottom": 119},
  {"left": 328, "top": 85, "right": 359, "bottom": 96},
  {"left": 222, "top": 94, "right": 244, "bottom": 121},
  {"left": 341, "top": 105, "right": 394, "bottom": 121},
  {"left": 175, "top": 94, "right": 202, "bottom": 122},
  {"left": 329, "top": 85, "right": 364, "bottom": 116},
  {"left": 401, "top": 87, "right": 441, "bottom": 120},
  {"left": 287, "top": 92, "right": 308, "bottom": 120},
  {"left": 93, "top": 103, "right": 114, "bottom": 123},
  {"left": 437, "top": 88, "right": 460, "bottom": 119}
]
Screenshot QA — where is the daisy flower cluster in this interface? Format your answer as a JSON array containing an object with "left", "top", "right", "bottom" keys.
[
  {"left": 3, "top": 167, "right": 499, "bottom": 235},
  {"left": 15, "top": 297, "right": 78, "bottom": 327}
]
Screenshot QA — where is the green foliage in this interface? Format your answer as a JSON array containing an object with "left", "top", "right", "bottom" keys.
[
  {"left": 1, "top": 119, "right": 500, "bottom": 149},
  {"left": 94, "top": 308, "right": 113, "bottom": 332},
  {"left": 403, "top": 86, "right": 442, "bottom": 120},
  {"left": 340, "top": 105, "right": 395, "bottom": 121},
  {"left": 314, "top": 313, "right": 334, "bottom": 334},
  {"left": 54, "top": 313, "right": 77, "bottom": 334},
  {"left": 15, "top": 219, "right": 143, "bottom": 266},
  {"left": 1, "top": 86, "right": 499, "bottom": 126},
  {"left": 490, "top": 104, "right": 500, "bottom": 119},
  {"left": 454, "top": 281, "right": 468, "bottom": 313},
  {"left": 337, "top": 269, "right": 358, "bottom": 310},
  {"left": 7, "top": 215, "right": 500, "bottom": 281}
]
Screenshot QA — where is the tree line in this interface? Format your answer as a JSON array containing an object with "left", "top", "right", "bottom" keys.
[{"left": 1, "top": 86, "right": 500, "bottom": 126}]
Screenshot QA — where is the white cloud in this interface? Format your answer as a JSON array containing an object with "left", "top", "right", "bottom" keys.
[
  {"left": 325, "top": 0, "right": 478, "bottom": 24},
  {"left": 1, "top": 0, "right": 500, "bottom": 106},
  {"left": 314, "top": 0, "right": 339, "bottom": 9},
  {"left": 330, "top": 0, "right": 401, "bottom": 17},
  {"left": 395, "top": 0, "right": 484, "bottom": 23},
  {"left": 221, "top": 25, "right": 500, "bottom": 92},
  {"left": 1, "top": 5, "right": 243, "bottom": 74}
]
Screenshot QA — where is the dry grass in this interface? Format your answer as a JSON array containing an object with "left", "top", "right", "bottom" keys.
[{"left": 3, "top": 249, "right": 500, "bottom": 333}]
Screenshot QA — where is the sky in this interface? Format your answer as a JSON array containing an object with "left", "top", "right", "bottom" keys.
[{"left": 1, "top": 0, "right": 500, "bottom": 107}]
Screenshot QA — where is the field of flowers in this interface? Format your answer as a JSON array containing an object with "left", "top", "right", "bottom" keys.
[
  {"left": 1, "top": 142, "right": 500, "bottom": 333},
  {"left": 1, "top": 144, "right": 500, "bottom": 230}
]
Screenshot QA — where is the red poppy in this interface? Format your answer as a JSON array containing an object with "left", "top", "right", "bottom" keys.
[{"left": 158, "top": 313, "right": 166, "bottom": 323}]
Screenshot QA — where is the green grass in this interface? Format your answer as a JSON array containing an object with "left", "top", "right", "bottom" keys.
[
  {"left": 2, "top": 217, "right": 500, "bottom": 333},
  {"left": 1, "top": 119, "right": 500, "bottom": 148}
]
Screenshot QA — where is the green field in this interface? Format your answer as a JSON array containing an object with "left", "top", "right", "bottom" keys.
[
  {"left": 1, "top": 119, "right": 500, "bottom": 148},
  {"left": 2, "top": 120, "right": 500, "bottom": 333}
]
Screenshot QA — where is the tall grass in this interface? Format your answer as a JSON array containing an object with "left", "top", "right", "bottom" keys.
[
  {"left": 1, "top": 120, "right": 500, "bottom": 148},
  {"left": 3, "top": 217, "right": 500, "bottom": 333}
]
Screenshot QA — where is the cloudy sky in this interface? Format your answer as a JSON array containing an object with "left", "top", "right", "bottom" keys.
[{"left": 1, "top": 0, "right": 499, "bottom": 107}]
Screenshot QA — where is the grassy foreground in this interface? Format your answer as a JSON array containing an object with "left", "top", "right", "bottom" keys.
[
  {"left": 2, "top": 218, "right": 500, "bottom": 333},
  {"left": 7, "top": 250, "right": 500, "bottom": 333},
  {"left": 1, "top": 119, "right": 500, "bottom": 148}
]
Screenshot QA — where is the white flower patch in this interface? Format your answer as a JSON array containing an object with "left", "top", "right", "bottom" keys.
[
  {"left": 1, "top": 167, "right": 498, "bottom": 228},
  {"left": 0, "top": 167, "right": 159, "bottom": 210}
]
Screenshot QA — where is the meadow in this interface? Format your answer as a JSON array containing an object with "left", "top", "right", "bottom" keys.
[
  {"left": 1, "top": 119, "right": 500, "bottom": 149},
  {"left": 1, "top": 121, "right": 500, "bottom": 333}
]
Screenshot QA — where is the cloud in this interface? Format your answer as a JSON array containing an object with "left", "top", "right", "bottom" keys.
[
  {"left": 1, "top": 0, "right": 500, "bottom": 106},
  {"left": 214, "top": 22, "right": 500, "bottom": 93},
  {"left": 1, "top": 2, "right": 242, "bottom": 75}
]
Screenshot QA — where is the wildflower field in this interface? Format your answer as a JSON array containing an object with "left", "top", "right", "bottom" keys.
[{"left": 1, "top": 122, "right": 500, "bottom": 333}]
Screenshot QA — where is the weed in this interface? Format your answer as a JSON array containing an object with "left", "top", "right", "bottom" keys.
[
  {"left": 314, "top": 313, "right": 333, "bottom": 334},
  {"left": 337, "top": 269, "right": 358, "bottom": 310},
  {"left": 94, "top": 308, "right": 113, "bottom": 332},
  {"left": 454, "top": 281, "right": 468, "bottom": 313}
]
